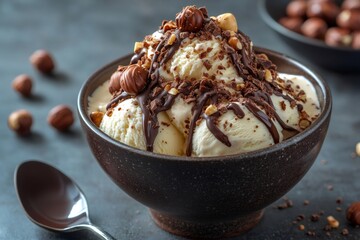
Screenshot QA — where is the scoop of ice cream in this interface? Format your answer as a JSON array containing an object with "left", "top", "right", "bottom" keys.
[
  {"left": 89, "top": 5, "right": 321, "bottom": 157},
  {"left": 98, "top": 96, "right": 184, "bottom": 156}
]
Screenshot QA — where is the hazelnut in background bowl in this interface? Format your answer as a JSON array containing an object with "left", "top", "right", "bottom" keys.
[
  {"left": 259, "top": 0, "right": 360, "bottom": 72},
  {"left": 78, "top": 48, "right": 331, "bottom": 238}
]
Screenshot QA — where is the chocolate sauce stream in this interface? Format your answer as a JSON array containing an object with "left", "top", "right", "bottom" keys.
[
  {"left": 186, "top": 90, "right": 216, "bottom": 156},
  {"left": 245, "top": 101, "right": 280, "bottom": 144},
  {"left": 203, "top": 113, "right": 231, "bottom": 147},
  {"left": 136, "top": 31, "right": 183, "bottom": 151},
  {"left": 106, "top": 92, "right": 131, "bottom": 110},
  {"left": 130, "top": 49, "right": 146, "bottom": 64},
  {"left": 227, "top": 103, "right": 245, "bottom": 119}
]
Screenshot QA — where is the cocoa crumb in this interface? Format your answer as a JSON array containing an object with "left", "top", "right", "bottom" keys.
[
  {"left": 161, "top": 121, "right": 170, "bottom": 127},
  {"left": 203, "top": 60, "right": 212, "bottom": 70},
  {"left": 341, "top": 228, "right": 349, "bottom": 236},
  {"left": 310, "top": 214, "right": 320, "bottom": 222}
]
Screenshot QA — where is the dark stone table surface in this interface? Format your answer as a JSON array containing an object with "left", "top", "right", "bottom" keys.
[{"left": 1, "top": 0, "right": 360, "bottom": 239}]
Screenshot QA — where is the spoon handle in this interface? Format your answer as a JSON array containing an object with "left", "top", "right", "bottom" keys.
[{"left": 79, "top": 224, "right": 116, "bottom": 240}]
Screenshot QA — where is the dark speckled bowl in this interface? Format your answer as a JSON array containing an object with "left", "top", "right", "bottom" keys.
[{"left": 78, "top": 47, "right": 331, "bottom": 239}]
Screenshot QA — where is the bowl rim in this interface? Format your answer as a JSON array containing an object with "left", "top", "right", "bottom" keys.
[
  {"left": 258, "top": 0, "right": 360, "bottom": 52},
  {"left": 78, "top": 47, "right": 332, "bottom": 162}
]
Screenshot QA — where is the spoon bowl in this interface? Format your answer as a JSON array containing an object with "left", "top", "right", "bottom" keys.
[{"left": 15, "top": 160, "right": 114, "bottom": 240}]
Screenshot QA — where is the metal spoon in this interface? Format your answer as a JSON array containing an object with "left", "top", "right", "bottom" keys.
[{"left": 14, "top": 160, "right": 115, "bottom": 240}]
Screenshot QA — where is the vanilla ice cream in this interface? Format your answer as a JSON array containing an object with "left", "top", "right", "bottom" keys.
[{"left": 88, "top": 6, "right": 320, "bottom": 157}]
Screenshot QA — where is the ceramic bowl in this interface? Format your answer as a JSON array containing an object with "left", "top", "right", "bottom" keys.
[
  {"left": 259, "top": 0, "right": 360, "bottom": 72},
  {"left": 78, "top": 47, "right": 332, "bottom": 239}
]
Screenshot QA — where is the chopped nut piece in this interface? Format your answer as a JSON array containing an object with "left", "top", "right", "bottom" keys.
[
  {"left": 236, "top": 83, "right": 245, "bottom": 91},
  {"left": 142, "top": 58, "right": 151, "bottom": 70},
  {"left": 327, "top": 216, "right": 339, "bottom": 228},
  {"left": 356, "top": 142, "right": 360, "bottom": 156},
  {"left": 163, "top": 20, "right": 176, "bottom": 32},
  {"left": 228, "top": 37, "right": 242, "bottom": 50},
  {"left": 167, "top": 34, "right": 177, "bottom": 45},
  {"left": 265, "top": 69, "right": 273, "bottom": 81},
  {"left": 216, "top": 13, "right": 238, "bottom": 32},
  {"left": 299, "top": 118, "right": 311, "bottom": 129},
  {"left": 205, "top": 104, "right": 218, "bottom": 116},
  {"left": 168, "top": 88, "right": 179, "bottom": 96},
  {"left": 257, "top": 53, "right": 269, "bottom": 60},
  {"left": 164, "top": 84, "right": 171, "bottom": 92},
  {"left": 133, "top": 42, "right": 144, "bottom": 53},
  {"left": 90, "top": 111, "right": 104, "bottom": 127}
]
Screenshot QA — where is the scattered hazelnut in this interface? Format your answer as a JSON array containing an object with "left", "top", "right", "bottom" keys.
[
  {"left": 29, "top": 49, "right": 55, "bottom": 74},
  {"left": 326, "top": 215, "right": 340, "bottom": 228},
  {"left": 279, "top": 17, "right": 303, "bottom": 33},
  {"left": 347, "top": 202, "right": 360, "bottom": 225},
  {"left": 342, "top": 0, "right": 360, "bottom": 10},
  {"left": 176, "top": 6, "right": 205, "bottom": 32},
  {"left": 298, "top": 224, "right": 305, "bottom": 231},
  {"left": 120, "top": 64, "right": 148, "bottom": 95},
  {"left": 286, "top": 1, "right": 308, "bottom": 18},
  {"left": 47, "top": 105, "right": 74, "bottom": 131},
  {"left": 8, "top": 109, "right": 33, "bottom": 135},
  {"left": 216, "top": 13, "right": 238, "bottom": 32},
  {"left": 90, "top": 111, "right": 104, "bottom": 127},
  {"left": 356, "top": 142, "right": 360, "bottom": 156},
  {"left": 12, "top": 74, "right": 33, "bottom": 97},
  {"left": 352, "top": 31, "right": 360, "bottom": 48},
  {"left": 301, "top": 17, "right": 328, "bottom": 39},
  {"left": 325, "top": 27, "right": 352, "bottom": 47},
  {"left": 337, "top": 9, "right": 360, "bottom": 31}
]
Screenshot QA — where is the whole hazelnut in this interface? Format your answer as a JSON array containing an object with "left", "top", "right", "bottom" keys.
[
  {"left": 337, "top": 9, "right": 360, "bottom": 31},
  {"left": 342, "top": 0, "right": 360, "bottom": 11},
  {"left": 352, "top": 31, "right": 360, "bottom": 48},
  {"left": 307, "top": 1, "right": 340, "bottom": 23},
  {"left": 301, "top": 17, "right": 328, "bottom": 39},
  {"left": 119, "top": 64, "right": 148, "bottom": 95},
  {"left": 8, "top": 109, "right": 33, "bottom": 135},
  {"left": 346, "top": 202, "right": 360, "bottom": 225},
  {"left": 176, "top": 6, "right": 205, "bottom": 32},
  {"left": 109, "top": 66, "right": 127, "bottom": 94},
  {"left": 12, "top": 74, "right": 33, "bottom": 97},
  {"left": 286, "top": 1, "right": 308, "bottom": 18},
  {"left": 325, "top": 27, "right": 352, "bottom": 46},
  {"left": 29, "top": 49, "right": 55, "bottom": 74},
  {"left": 279, "top": 17, "right": 304, "bottom": 33},
  {"left": 47, "top": 105, "right": 74, "bottom": 131}
]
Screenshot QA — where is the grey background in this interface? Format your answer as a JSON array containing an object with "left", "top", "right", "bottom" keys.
[{"left": 1, "top": 0, "right": 360, "bottom": 239}]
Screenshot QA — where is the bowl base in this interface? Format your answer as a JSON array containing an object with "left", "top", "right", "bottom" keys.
[{"left": 149, "top": 209, "right": 264, "bottom": 239}]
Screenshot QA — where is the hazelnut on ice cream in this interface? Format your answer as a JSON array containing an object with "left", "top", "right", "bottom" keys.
[{"left": 88, "top": 6, "right": 320, "bottom": 157}]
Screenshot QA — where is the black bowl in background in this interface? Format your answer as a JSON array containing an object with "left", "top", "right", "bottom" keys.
[
  {"left": 259, "top": 0, "right": 360, "bottom": 72},
  {"left": 78, "top": 48, "right": 332, "bottom": 239}
]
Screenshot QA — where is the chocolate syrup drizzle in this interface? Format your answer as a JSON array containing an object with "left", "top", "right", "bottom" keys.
[{"left": 108, "top": 14, "right": 305, "bottom": 156}]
